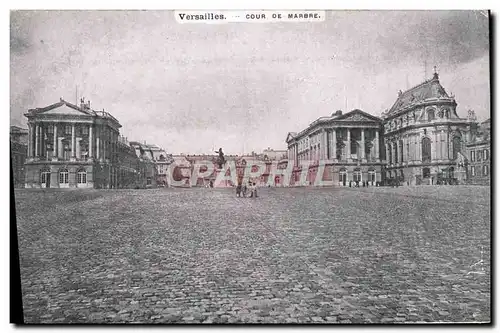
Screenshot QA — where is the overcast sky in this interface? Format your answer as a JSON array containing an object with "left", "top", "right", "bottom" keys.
[{"left": 10, "top": 10, "right": 490, "bottom": 155}]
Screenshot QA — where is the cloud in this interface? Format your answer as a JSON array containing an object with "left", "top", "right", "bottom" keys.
[{"left": 10, "top": 10, "right": 490, "bottom": 154}]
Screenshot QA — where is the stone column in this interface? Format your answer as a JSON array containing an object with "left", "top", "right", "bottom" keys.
[
  {"left": 89, "top": 125, "right": 93, "bottom": 158},
  {"left": 53, "top": 124, "right": 58, "bottom": 160},
  {"left": 375, "top": 130, "right": 380, "bottom": 162},
  {"left": 430, "top": 131, "right": 436, "bottom": 161},
  {"left": 39, "top": 125, "right": 44, "bottom": 158},
  {"left": 393, "top": 142, "right": 397, "bottom": 165},
  {"left": 360, "top": 128, "right": 365, "bottom": 161},
  {"left": 332, "top": 128, "right": 337, "bottom": 161},
  {"left": 346, "top": 129, "right": 351, "bottom": 160},
  {"left": 71, "top": 124, "right": 76, "bottom": 159},
  {"left": 441, "top": 130, "right": 446, "bottom": 161},
  {"left": 76, "top": 138, "right": 81, "bottom": 159},
  {"left": 27, "top": 123, "right": 32, "bottom": 157},
  {"left": 96, "top": 127, "right": 101, "bottom": 160},
  {"left": 321, "top": 129, "right": 328, "bottom": 160},
  {"left": 58, "top": 137, "right": 64, "bottom": 159},
  {"left": 34, "top": 124, "right": 39, "bottom": 157},
  {"left": 417, "top": 136, "right": 422, "bottom": 162},
  {"left": 402, "top": 136, "right": 407, "bottom": 163},
  {"left": 445, "top": 130, "right": 449, "bottom": 160}
]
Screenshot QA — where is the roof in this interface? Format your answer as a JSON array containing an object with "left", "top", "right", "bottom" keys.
[
  {"left": 25, "top": 98, "right": 121, "bottom": 127},
  {"left": 10, "top": 125, "right": 28, "bottom": 134},
  {"left": 385, "top": 73, "right": 451, "bottom": 117}
]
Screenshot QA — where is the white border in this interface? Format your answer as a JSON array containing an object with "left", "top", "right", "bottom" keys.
[{"left": 4, "top": 1, "right": 497, "bottom": 333}]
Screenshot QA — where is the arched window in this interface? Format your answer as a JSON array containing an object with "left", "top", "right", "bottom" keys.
[
  {"left": 59, "top": 168, "right": 69, "bottom": 184},
  {"left": 77, "top": 168, "right": 87, "bottom": 184},
  {"left": 353, "top": 168, "right": 362, "bottom": 182},
  {"left": 452, "top": 136, "right": 462, "bottom": 160},
  {"left": 427, "top": 109, "right": 435, "bottom": 121},
  {"left": 368, "top": 169, "right": 376, "bottom": 183},
  {"left": 399, "top": 140, "right": 404, "bottom": 163},
  {"left": 422, "top": 137, "right": 432, "bottom": 162},
  {"left": 40, "top": 168, "right": 51, "bottom": 187}
]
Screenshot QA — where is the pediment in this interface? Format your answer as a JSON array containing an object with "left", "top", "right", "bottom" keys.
[
  {"left": 42, "top": 104, "right": 90, "bottom": 116},
  {"left": 285, "top": 132, "right": 297, "bottom": 143},
  {"left": 337, "top": 110, "right": 382, "bottom": 123}
]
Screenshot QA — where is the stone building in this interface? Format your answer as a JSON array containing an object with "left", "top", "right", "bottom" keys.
[
  {"left": 286, "top": 109, "right": 384, "bottom": 186},
  {"left": 466, "top": 118, "right": 491, "bottom": 185},
  {"left": 10, "top": 126, "right": 28, "bottom": 188},
  {"left": 115, "top": 136, "right": 143, "bottom": 189},
  {"left": 129, "top": 141, "right": 158, "bottom": 188},
  {"left": 381, "top": 71, "right": 471, "bottom": 185},
  {"left": 24, "top": 98, "right": 121, "bottom": 189}
]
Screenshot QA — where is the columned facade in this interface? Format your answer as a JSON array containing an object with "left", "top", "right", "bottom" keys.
[
  {"left": 24, "top": 98, "right": 122, "bottom": 189},
  {"left": 286, "top": 109, "right": 384, "bottom": 187}
]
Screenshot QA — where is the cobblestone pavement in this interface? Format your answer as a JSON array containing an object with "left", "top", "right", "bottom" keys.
[{"left": 14, "top": 186, "right": 490, "bottom": 324}]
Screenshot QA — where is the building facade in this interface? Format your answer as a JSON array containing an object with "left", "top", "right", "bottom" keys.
[
  {"left": 24, "top": 98, "right": 121, "bottom": 189},
  {"left": 466, "top": 118, "right": 491, "bottom": 185},
  {"left": 381, "top": 71, "right": 471, "bottom": 185},
  {"left": 286, "top": 109, "right": 384, "bottom": 186},
  {"left": 129, "top": 142, "right": 158, "bottom": 188},
  {"left": 10, "top": 126, "right": 28, "bottom": 188}
]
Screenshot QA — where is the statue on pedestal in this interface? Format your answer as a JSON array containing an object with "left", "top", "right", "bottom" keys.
[{"left": 215, "top": 147, "right": 225, "bottom": 169}]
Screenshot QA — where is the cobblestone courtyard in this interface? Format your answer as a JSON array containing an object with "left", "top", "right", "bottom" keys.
[{"left": 14, "top": 186, "right": 490, "bottom": 324}]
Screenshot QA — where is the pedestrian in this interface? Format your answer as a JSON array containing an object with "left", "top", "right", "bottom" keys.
[{"left": 236, "top": 182, "right": 242, "bottom": 197}]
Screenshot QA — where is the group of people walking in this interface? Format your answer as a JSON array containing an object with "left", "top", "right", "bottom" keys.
[{"left": 236, "top": 181, "right": 258, "bottom": 198}]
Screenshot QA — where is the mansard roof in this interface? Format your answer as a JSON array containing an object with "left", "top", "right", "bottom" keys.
[{"left": 385, "top": 73, "right": 452, "bottom": 117}]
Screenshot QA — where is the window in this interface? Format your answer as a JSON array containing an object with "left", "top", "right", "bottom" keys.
[
  {"left": 77, "top": 169, "right": 87, "bottom": 184},
  {"left": 147, "top": 177, "right": 152, "bottom": 185},
  {"left": 470, "top": 151, "right": 476, "bottom": 162},
  {"left": 483, "top": 165, "right": 489, "bottom": 176},
  {"left": 81, "top": 126, "right": 89, "bottom": 135},
  {"left": 47, "top": 125, "right": 54, "bottom": 134},
  {"left": 422, "top": 137, "right": 432, "bottom": 162},
  {"left": 484, "top": 150, "right": 489, "bottom": 161},
  {"left": 353, "top": 169, "right": 361, "bottom": 182},
  {"left": 399, "top": 140, "right": 404, "bottom": 163},
  {"left": 449, "top": 167, "right": 454, "bottom": 179},
  {"left": 400, "top": 170, "right": 404, "bottom": 181},
  {"left": 477, "top": 150, "right": 482, "bottom": 162},
  {"left": 159, "top": 165, "right": 164, "bottom": 174},
  {"left": 423, "top": 167, "right": 431, "bottom": 178},
  {"left": 368, "top": 170, "right": 376, "bottom": 182},
  {"left": 452, "top": 136, "right": 462, "bottom": 160},
  {"left": 40, "top": 168, "right": 51, "bottom": 184},
  {"left": 59, "top": 169, "right": 69, "bottom": 184},
  {"left": 65, "top": 125, "right": 72, "bottom": 135},
  {"left": 387, "top": 146, "right": 392, "bottom": 164},
  {"left": 471, "top": 166, "right": 476, "bottom": 177},
  {"left": 427, "top": 109, "right": 435, "bottom": 121},
  {"left": 339, "top": 169, "right": 347, "bottom": 184}
]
